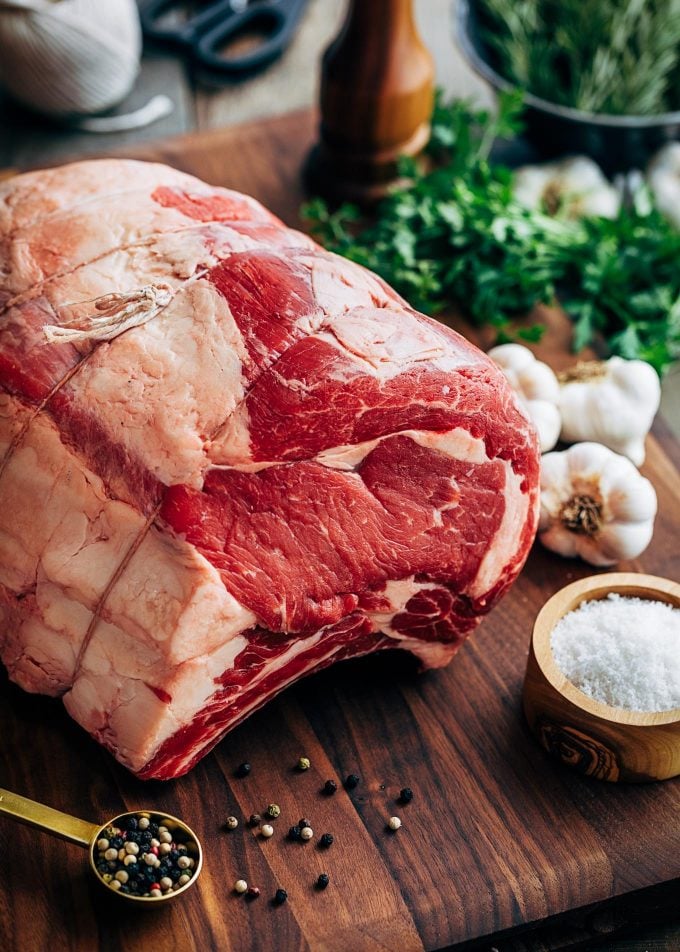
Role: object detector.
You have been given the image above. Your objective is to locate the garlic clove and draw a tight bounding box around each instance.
[527,400,561,454]
[603,472,658,524]
[558,358,660,465]
[517,362,560,403]
[596,522,655,564]
[488,343,561,452]
[537,442,657,566]
[513,157,620,220]
[539,522,581,559]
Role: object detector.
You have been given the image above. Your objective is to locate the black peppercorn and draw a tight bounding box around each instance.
[316,873,330,890]
[319,833,334,848]
[288,825,302,841]
[248,813,262,828]
[236,762,251,778]
[299,818,311,829]
[398,787,414,804]
[125,816,138,831]
[344,773,360,790]
[322,779,337,795]
[273,888,288,905]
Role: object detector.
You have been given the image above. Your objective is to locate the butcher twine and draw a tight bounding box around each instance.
[0,0,172,130]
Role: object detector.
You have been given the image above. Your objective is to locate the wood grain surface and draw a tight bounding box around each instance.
[0,110,679,952]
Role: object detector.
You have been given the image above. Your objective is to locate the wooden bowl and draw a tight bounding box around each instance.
[523,573,680,782]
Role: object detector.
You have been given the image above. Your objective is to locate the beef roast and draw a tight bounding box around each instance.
[0,160,540,779]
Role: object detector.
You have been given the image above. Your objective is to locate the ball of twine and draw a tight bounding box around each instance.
[0,0,142,117]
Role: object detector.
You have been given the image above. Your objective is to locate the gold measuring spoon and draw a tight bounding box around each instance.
[0,788,203,904]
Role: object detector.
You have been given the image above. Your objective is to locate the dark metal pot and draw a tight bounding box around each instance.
[455,0,680,174]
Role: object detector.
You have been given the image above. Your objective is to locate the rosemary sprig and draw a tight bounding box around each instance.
[479,0,680,115]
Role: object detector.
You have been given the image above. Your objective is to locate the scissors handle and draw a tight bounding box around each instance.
[140,0,238,47]
[197,0,308,75]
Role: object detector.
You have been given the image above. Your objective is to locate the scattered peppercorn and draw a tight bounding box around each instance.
[299,818,311,829]
[388,816,402,831]
[248,813,262,828]
[398,787,414,804]
[322,780,337,795]
[273,888,288,905]
[225,816,239,830]
[300,826,314,841]
[246,886,260,900]
[316,873,330,890]
[266,803,281,819]
[235,762,251,778]
[260,823,274,838]
[234,879,248,894]
[319,833,334,848]
[344,774,360,790]
[288,825,302,841]
[297,756,311,771]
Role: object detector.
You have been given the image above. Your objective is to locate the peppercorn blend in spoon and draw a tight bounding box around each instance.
[0,788,202,904]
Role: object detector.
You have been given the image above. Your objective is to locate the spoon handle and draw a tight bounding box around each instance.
[0,788,98,847]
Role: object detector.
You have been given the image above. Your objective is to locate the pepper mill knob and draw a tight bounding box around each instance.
[304,0,435,204]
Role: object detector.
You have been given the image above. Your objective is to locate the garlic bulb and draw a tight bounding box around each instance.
[539,443,657,566]
[647,142,680,229]
[488,343,560,452]
[558,357,660,466]
[513,157,620,220]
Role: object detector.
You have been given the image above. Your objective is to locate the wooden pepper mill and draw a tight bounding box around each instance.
[304,0,435,203]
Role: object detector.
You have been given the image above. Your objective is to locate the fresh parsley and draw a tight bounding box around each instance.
[302,93,680,373]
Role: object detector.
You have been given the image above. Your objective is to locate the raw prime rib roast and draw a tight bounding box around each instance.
[0,160,540,779]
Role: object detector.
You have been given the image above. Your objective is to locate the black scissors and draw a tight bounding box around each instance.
[140,0,309,78]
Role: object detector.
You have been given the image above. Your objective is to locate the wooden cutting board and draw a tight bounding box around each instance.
[0,110,679,952]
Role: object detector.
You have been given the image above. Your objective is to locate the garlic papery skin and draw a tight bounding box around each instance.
[539,442,657,566]
[513,157,620,220]
[647,143,680,229]
[488,343,561,452]
[558,357,660,466]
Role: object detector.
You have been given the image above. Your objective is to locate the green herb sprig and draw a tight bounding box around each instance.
[479,0,680,115]
[302,93,680,373]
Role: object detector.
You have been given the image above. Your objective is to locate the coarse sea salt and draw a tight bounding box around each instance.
[551,593,680,712]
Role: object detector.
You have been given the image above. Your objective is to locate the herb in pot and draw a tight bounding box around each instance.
[478,0,680,115]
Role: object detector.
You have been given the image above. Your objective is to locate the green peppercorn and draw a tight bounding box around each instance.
[266,803,281,819]
[297,756,311,771]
